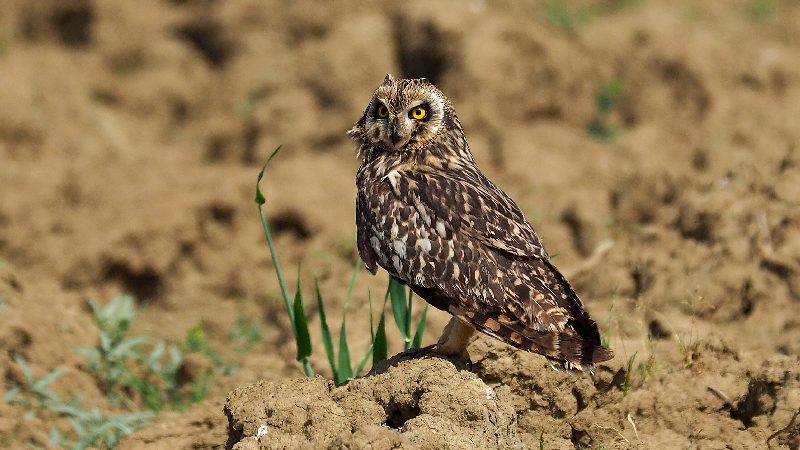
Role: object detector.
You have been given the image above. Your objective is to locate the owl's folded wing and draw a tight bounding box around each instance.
[390,169,549,260]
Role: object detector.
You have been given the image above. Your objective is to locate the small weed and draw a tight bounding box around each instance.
[4,355,63,410]
[76,294,227,412]
[677,295,701,368]
[0,295,8,310]
[256,146,428,383]
[747,0,775,22]
[48,404,152,450]
[543,0,641,31]
[622,352,637,395]
[228,316,263,353]
[4,355,152,449]
[621,352,656,395]
[543,0,593,31]
[587,79,624,141]
[600,288,618,349]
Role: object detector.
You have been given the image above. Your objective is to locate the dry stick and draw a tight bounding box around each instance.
[707,385,733,409]
[626,413,639,440]
[593,423,629,444]
[563,239,615,280]
[766,407,800,449]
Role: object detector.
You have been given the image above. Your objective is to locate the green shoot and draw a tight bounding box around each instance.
[313,261,375,384]
[411,303,429,349]
[622,352,637,395]
[587,79,624,141]
[747,0,775,22]
[255,146,315,378]
[48,404,152,450]
[600,288,618,349]
[292,276,313,375]
[388,277,428,351]
[316,278,339,382]
[544,0,593,31]
[76,295,227,412]
[389,277,410,348]
[256,146,428,383]
[4,355,63,410]
[373,293,389,365]
[228,316,263,353]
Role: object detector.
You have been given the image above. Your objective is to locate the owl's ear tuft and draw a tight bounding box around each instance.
[383,73,395,84]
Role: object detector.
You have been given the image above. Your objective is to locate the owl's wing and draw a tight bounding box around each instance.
[356,189,379,274]
[394,168,548,259]
[387,168,612,367]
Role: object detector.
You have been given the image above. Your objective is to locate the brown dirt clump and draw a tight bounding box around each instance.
[1,0,800,449]
[224,356,522,450]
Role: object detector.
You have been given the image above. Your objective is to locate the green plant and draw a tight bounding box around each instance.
[747,0,775,22]
[256,146,428,383]
[4,355,152,449]
[48,404,152,450]
[621,351,656,395]
[228,316,263,353]
[543,0,593,31]
[622,352,637,395]
[75,295,146,395]
[587,79,624,141]
[600,288,618,349]
[76,295,226,412]
[4,355,63,411]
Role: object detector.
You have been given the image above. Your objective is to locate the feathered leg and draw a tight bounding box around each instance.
[435,316,475,356]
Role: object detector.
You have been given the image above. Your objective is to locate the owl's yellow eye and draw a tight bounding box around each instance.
[376,105,389,118]
[409,106,427,120]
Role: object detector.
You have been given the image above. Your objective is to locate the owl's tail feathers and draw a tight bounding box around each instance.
[453,307,614,372]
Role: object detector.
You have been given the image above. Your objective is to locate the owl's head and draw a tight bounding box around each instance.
[349,74,458,158]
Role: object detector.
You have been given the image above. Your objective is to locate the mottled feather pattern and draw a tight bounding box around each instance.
[351,76,613,369]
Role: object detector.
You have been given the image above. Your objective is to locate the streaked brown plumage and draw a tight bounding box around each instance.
[349,74,613,370]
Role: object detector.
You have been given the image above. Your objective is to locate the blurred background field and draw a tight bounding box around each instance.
[0,0,798,448]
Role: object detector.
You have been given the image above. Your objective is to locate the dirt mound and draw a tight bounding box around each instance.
[225,355,521,450]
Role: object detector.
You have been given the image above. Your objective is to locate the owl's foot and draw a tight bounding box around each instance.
[435,316,475,356]
[367,317,476,375]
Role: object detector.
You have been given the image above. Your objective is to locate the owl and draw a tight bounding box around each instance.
[349,74,613,371]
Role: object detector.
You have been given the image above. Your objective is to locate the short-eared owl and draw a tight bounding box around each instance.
[349,75,613,370]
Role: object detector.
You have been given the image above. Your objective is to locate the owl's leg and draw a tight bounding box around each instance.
[435,316,475,356]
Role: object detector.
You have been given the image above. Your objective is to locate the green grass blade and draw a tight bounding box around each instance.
[373,312,387,365]
[368,290,375,340]
[292,279,312,366]
[412,303,429,349]
[314,278,338,382]
[343,259,361,310]
[255,145,283,206]
[353,342,374,378]
[404,289,414,350]
[255,146,295,339]
[334,259,361,383]
[301,358,314,378]
[388,277,409,342]
[373,291,390,365]
[337,318,352,382]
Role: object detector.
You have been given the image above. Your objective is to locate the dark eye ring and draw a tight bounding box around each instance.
[376,105,389,118]
[409,106,428,120]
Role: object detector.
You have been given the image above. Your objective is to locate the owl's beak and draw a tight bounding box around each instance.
[389,121,402,147]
